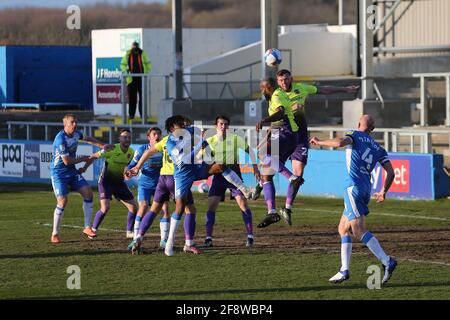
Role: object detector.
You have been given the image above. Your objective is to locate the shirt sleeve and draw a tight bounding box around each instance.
[378,148,390,165]
[96,149,108,159]
[127,147,141,169]
[271,92,286,112]
[57,137,69,157]
[304,84,318,95]
[235,135,248,151]
[344,130,355,144]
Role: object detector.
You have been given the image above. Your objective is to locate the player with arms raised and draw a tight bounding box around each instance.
[275,69,358,224]
[310,115,397,285]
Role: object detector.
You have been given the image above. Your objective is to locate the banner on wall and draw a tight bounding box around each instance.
[0,141,448,200]
[39,144,94,181]
[0,143,24,178]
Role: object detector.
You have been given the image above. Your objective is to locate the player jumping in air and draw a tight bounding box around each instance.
[50,114,113,243]
[81,128,137,239]
[273,69,359,225]
[203,115,260,248]
[255,77,304,229]
[127,115,254,256]
[310,114,397,285]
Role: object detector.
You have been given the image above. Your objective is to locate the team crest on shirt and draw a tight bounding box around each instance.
[294,89,300,94]
[127,154,131,158]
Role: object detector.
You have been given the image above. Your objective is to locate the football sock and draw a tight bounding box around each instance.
[127,211,136,232]
[340,235,352,272]
[222,168,247,192]
[92,210,106,231]
[205,210,216,238]
[52,206,64,236]
[286,180,301,208]
[241,209,253,236]
[184,213,196,247]
[361,231,390,266]
[262,181,276,213]
[167,212,182,246]
[82,199,93,228]
[160,217,170,241]
[133,215,142,240]
[138,211,156,236]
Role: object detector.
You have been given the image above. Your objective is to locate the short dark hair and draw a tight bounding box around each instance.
[183,116,192,126]
[120,128,131,135]
[165,115,186,133]
[262,77,277,89]
[276,69,292,77]
[147,127,162,136]
[214,115,230,125]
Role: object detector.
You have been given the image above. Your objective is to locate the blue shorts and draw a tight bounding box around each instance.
[343,186,370,221]
[51,173,89,197]
[137,186,156,203]
[174,163,209,200]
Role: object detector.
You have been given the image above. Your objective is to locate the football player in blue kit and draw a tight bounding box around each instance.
[310,115,397,285]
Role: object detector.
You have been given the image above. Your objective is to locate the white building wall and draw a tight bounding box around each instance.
[185,25,357,99]
[92,28,260,117]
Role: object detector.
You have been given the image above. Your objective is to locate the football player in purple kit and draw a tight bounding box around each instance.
[254,77,304,229]
[274,69,359,225]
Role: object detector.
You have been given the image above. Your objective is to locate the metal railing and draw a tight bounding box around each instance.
[119,73,171,125]
[182,49,292,100]
[5,121,450,158]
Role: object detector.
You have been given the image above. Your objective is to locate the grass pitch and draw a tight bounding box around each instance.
[0,186,449,300]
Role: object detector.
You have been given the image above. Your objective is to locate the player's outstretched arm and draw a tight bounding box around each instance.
[79,149,104,173]
[310,136,352,148]
[79,157,95,174]
[61,155,89,166]
[81,136,114,151]
[374,161,395,203]
[256,107,285,131]
[127,146,158,176]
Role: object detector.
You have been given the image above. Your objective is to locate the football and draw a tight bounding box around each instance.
[197,181,209,193]
[264,48,282,67]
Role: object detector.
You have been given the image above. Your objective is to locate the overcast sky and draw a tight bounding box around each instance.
[0,0,166,9]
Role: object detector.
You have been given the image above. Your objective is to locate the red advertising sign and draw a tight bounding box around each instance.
[382,159,410,193]
[96,85,121,104]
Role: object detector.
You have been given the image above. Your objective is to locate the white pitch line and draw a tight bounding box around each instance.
[35,222,160,237]
[304,208,449,222]
[232,203,449,221]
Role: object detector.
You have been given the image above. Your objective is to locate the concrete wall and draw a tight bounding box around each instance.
[91,28,260,117]
[0,46,92,109]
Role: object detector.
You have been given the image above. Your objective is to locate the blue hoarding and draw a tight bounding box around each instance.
[0,140,448,200]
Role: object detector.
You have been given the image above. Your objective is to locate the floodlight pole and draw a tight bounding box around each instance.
[261,0,279,79]
[172,0,183,100]
[361,0,375,100]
